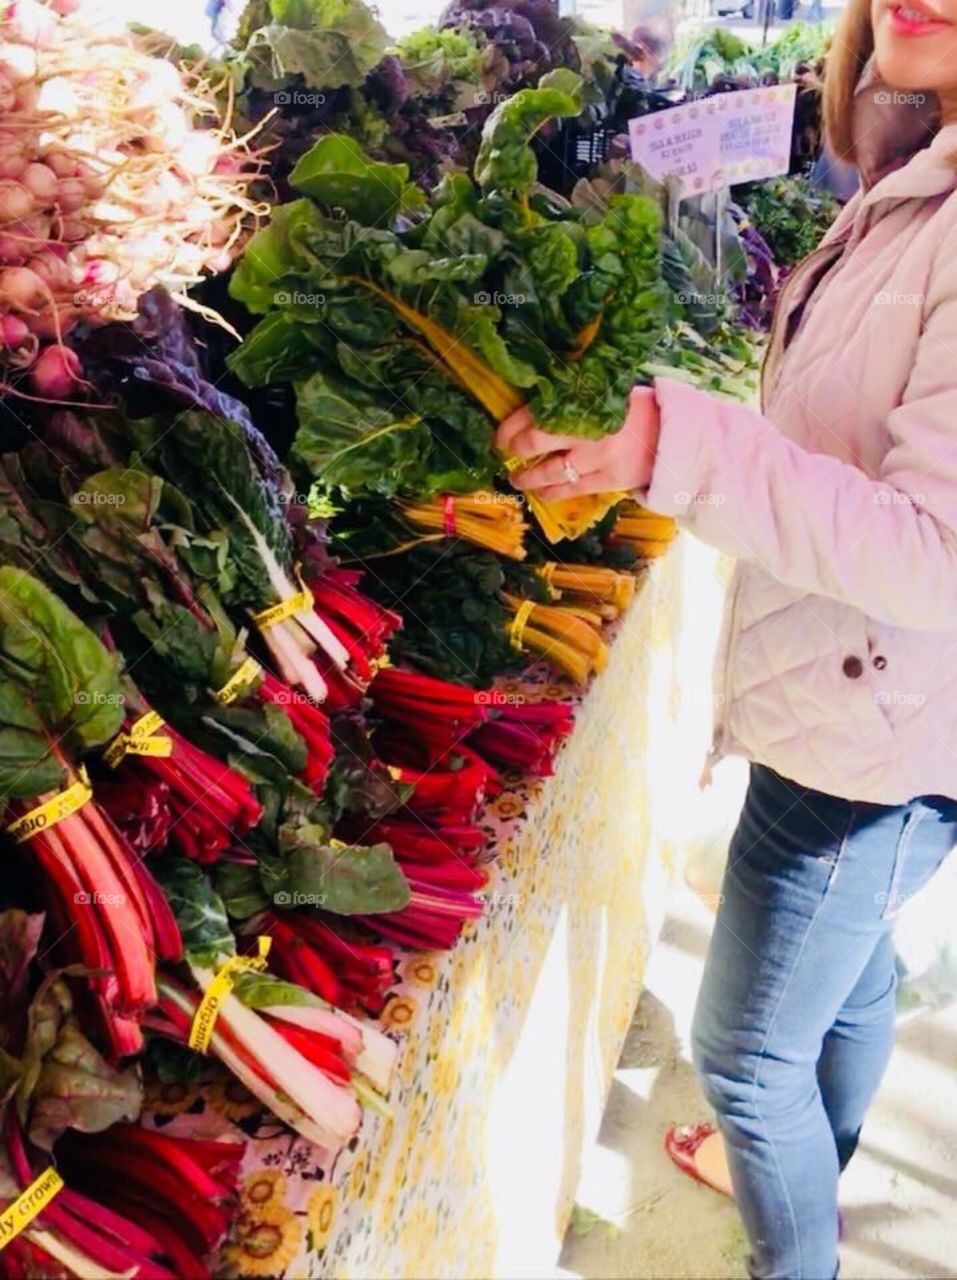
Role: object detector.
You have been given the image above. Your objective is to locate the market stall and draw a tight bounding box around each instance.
[0,1,823,1276]
[153,546,692,1280]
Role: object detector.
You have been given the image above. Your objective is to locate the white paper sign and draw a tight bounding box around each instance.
[628,85,797,198]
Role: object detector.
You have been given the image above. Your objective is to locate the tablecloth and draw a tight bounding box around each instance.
[147,542,699,1280]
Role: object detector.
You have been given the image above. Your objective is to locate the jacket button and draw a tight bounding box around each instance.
[842,655,864,679]
[873,655,887,670]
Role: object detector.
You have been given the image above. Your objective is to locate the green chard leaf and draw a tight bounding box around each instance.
[0,569,124,798]
[290,134,426,226]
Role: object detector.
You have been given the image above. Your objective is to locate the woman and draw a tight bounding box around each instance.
[497,2,957,1276]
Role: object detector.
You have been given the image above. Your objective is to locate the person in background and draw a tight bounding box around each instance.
[627,13,674,80]
[497,0,957,1274]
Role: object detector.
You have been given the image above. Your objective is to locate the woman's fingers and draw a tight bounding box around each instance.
[494,406,535,453]
[530,471,611,501]
[494,406,582,460]
[508,451,582,491]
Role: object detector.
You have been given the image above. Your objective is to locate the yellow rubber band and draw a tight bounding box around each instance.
[0,1168,63,1250]
[509,600,536,652]
[213,657,263,706]
[189,936,272,1055]
[6,770,92,843]
[252,586,313,630]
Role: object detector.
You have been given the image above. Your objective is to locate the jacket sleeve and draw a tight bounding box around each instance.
[644,268,957,632]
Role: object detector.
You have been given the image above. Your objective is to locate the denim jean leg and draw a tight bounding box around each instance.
[691,767,903,1280]
[817,930,898,1171]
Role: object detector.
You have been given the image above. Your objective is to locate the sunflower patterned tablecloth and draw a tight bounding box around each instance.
[149,544,700,1280]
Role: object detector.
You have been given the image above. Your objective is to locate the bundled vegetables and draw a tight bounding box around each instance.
[610,501,678,559]
[152,860,396,1151]
[227,72,668,543]
[0,570,180,1057]
[0,0,265,404]
[0,906,233,1279]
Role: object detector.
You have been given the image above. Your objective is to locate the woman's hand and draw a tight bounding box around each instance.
[494,385,661,500]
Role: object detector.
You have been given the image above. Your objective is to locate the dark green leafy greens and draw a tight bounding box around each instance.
[0,569,124,799]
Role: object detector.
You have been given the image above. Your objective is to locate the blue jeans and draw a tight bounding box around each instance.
[692,765,957,1279]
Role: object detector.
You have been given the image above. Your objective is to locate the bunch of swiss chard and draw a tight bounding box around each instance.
[2,414,413,927]
[0,569,181,1059]
[227,70,668,541]
[0,906,243,1280]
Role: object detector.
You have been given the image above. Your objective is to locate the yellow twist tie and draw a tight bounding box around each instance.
[103,710,173,768]
[189,936,272,1055]
[0,1168,63,1249]
[213,657,263,706]
[6,769,92,843]
[509,600,536,652]
[252,586,313,630]
[537,562,561,599]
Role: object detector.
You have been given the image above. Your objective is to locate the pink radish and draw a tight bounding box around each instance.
[22,162,57,206]
[55,177,86,213]
[30,343,81,397]
[0,265,49,310]
[0,239,25,265]
[0,181,34,222]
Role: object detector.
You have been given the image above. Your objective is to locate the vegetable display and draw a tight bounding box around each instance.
[0,0,836,1275]
[228,75,667,544]
[0,0,264,406]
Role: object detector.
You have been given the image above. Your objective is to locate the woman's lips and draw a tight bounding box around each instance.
[887,2,952,35]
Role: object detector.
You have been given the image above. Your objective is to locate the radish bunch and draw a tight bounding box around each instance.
[0,0,267,402]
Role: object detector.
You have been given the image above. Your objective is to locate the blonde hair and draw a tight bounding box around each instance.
[824,0,874,160]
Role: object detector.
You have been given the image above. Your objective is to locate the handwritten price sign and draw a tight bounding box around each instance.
[628,85,797,198]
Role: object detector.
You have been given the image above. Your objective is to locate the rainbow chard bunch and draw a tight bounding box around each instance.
[306,569,402,710]
[55,1124,245,1279]
[244,910,397,1016]
[151,861,396,1150]
[2,424,336,810]
[227,72,667,543]
[0,907,211,1279]
[0,571,180,1057]
[121,410,358,706]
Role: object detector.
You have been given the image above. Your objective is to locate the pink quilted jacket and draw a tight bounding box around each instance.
[645,74,957,803]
